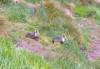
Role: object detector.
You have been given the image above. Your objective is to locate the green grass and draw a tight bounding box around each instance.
[0,0,11,4]
[1,3,33,23]
[26,19,94,69]
[6,4,29,23]
[75,5,93,17]
[0,37,52,69]
[92,6,100,25]
[0,1,99,69]
[0,36,94,69]
[75,5,100,25]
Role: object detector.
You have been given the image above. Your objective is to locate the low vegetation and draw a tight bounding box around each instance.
[0,0,100,69]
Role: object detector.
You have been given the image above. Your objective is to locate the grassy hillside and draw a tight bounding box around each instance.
[0,0,100,69]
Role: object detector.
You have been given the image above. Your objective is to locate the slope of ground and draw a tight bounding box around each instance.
[0,0,100,69]
[78,17,100,62]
